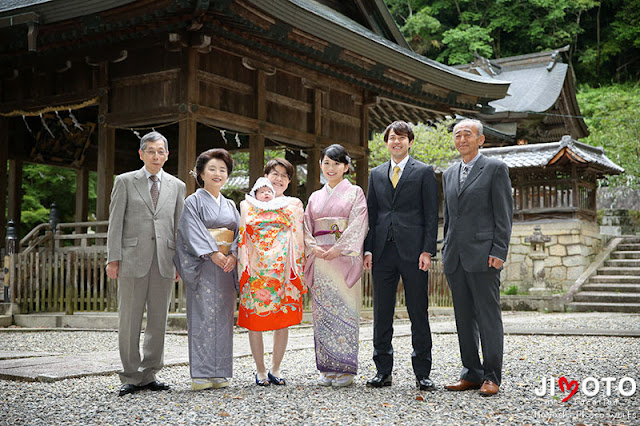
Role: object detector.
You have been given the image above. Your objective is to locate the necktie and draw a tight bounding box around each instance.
[460,165,469,186]
[150,175,159,209]
[391,166,400,188]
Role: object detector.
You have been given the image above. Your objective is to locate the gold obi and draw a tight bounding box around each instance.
[208,227,234,255]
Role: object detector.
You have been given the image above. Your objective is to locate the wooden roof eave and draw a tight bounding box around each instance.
[364,0,410,49]
[244,0,510,100]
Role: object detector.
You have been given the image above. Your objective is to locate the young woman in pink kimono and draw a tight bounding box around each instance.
[237,158,306,386]
[304,144,368,387]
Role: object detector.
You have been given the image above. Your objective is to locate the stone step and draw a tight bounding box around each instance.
[574,291,640,304]
[621,237,640,244]
[567,302,640,313]
[610,251,640,259]
[596,267,640,276]
[589,275,640,284]
[0,315,11,327]
[604,259,640,268]
[618,244,640,251]
[582,283,640,293]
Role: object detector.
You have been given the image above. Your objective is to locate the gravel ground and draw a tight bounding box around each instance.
[1,313,639,425]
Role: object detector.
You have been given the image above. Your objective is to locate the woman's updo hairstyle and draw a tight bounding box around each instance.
[192,148,233,187]
[321,144,351,174]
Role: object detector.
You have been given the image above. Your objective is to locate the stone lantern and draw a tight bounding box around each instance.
[524,225,552,296]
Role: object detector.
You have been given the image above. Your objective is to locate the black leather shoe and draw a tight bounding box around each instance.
[416,377,436,391]
[144,381,170,391]
[118,384,140,397]
[366,373,392,388]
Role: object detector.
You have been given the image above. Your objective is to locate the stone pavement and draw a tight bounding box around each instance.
[1,311,638,382]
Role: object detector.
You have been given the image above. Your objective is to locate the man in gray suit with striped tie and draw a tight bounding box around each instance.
[442,119,513,396]
[106,131,186,396]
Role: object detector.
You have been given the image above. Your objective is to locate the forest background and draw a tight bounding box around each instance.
[12,0,640,234]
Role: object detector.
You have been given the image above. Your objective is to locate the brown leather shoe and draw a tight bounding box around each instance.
[444,379,482,391]
[479,380,499,396]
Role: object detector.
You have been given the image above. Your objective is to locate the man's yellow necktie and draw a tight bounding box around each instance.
[391,166,400,188]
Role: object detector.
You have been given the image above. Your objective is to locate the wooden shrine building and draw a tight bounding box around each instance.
[0,0,510,241]
[457,46,589,147]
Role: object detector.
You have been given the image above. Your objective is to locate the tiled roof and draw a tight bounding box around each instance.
[489,64,567,113]
[0,0,49,13]
[480,135,624,174]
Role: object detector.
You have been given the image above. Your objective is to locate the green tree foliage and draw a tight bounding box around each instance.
[368,119,457,170]
[576,83,640,188]
[384,0,639,82]
[16,163,97,237]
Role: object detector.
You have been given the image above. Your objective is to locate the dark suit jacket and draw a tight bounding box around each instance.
[364,157,438,263]
[107,167,186,279]
[442,154,513,274]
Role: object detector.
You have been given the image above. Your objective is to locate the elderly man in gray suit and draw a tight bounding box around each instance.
[106,131,186,397]
[442,119,513,396]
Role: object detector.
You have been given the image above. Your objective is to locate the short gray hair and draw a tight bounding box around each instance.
[454,119,484,136]
[139,131,169,152]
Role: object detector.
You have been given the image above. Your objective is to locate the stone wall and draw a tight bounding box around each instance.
[503,219,602,293]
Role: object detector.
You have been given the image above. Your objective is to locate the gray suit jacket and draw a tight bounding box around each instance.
[107,167,186,279]
[442,155,513,274]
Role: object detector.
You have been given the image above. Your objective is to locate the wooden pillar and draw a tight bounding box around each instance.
[358,95,371,193]
[7,159,23,235]
[306,148,321,199]
[75,167,89,238]
[178,48,198,195]
[0,118,8,243]
[249,70,267,188]
[284,150,298,197]
[96,62,115,231]
[305,88,324,198]
[249,134,265,187]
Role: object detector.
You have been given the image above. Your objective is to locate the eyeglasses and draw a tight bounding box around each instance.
[144,150,167,156]
[268,171,289,180]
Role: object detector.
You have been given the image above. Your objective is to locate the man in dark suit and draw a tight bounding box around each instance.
[442,119,513,396]
[106,131,186,396]
[363,120,439,390]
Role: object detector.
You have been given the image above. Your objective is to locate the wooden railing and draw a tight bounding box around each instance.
[6,221,452,314]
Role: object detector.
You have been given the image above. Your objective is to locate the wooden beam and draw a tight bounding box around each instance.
[0,119,7,243]
[96,63,115,232]
[7,159,23,235]
[111,69,179,88]
[266,92,312,113]
[210,40,360,97]
[74,167,89,240]
[105,106,180,127]
[0,90,100,115]
[178,48,199,196]
[197,70,252,95]
[322,108,361,128]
